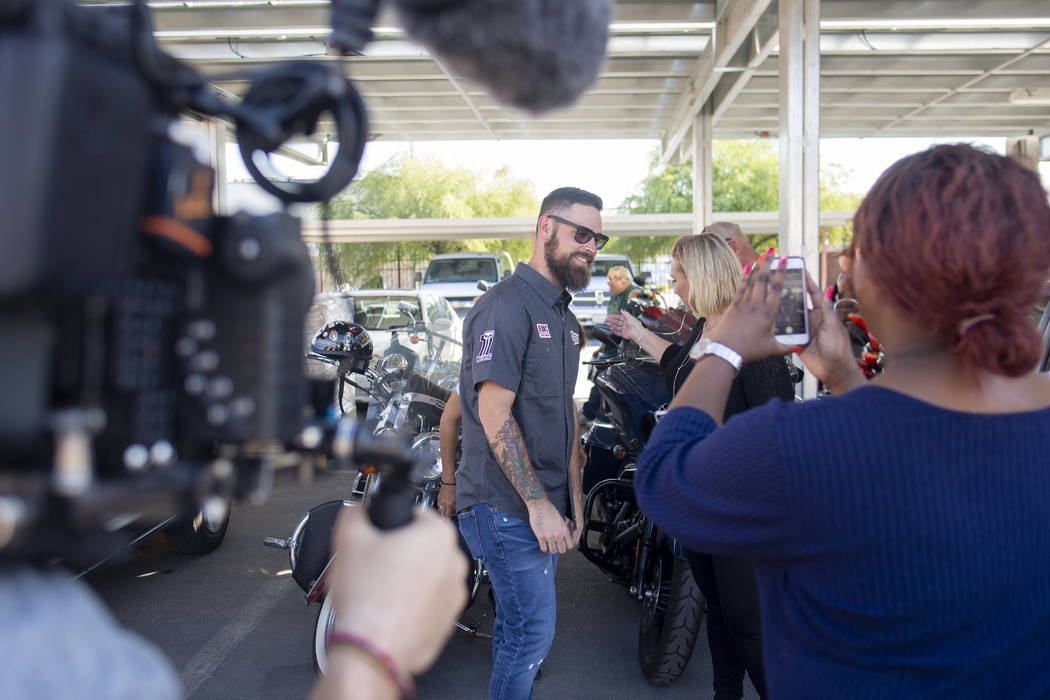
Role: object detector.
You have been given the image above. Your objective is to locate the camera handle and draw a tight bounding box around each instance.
[230,0,383,203]
[125,0,370,205]
[235,62,368,204]
[331,419,419,530]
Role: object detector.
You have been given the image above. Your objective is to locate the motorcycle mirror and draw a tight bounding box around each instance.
[429,318,454,334]
[396,300,418,318]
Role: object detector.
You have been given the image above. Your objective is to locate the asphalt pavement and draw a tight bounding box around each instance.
[82,342,760,699]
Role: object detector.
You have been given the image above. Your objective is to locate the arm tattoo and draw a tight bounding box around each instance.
[489,416,546,502]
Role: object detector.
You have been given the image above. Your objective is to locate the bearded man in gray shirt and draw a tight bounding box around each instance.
[456,187,606,700]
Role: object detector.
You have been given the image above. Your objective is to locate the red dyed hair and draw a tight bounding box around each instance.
[853,144,1050,376]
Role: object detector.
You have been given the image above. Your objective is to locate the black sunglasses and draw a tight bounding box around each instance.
[547,214,609,250]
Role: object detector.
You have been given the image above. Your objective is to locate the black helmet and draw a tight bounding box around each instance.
[310,320,373,373]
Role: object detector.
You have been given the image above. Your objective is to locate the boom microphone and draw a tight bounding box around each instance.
[391,0,611,113]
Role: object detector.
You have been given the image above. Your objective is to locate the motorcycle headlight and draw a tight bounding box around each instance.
[410,431,443,482]
[379,353,408,379]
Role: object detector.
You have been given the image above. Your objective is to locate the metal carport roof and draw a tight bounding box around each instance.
[78,0,1050,151]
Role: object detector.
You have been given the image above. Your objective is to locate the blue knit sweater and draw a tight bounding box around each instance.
[635,386,1050,699]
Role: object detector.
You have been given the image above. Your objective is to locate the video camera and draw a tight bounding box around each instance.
[0,0,612,563]
[0,0,382,563]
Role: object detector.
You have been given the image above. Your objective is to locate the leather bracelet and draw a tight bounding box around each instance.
[441,480,456,486]
[327,630,416,698]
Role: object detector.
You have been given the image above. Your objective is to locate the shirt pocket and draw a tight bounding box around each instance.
[520,340,560,397]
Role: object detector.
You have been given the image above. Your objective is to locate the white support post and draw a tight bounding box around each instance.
[1006,135,1041,173]
[693,103,714,233]
[212,120,229,216]
[779,0,821,398]
[803,0,821,267]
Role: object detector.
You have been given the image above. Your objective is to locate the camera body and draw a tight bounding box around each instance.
[0,2,316,561]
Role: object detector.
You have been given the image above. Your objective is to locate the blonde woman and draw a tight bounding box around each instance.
[607,232,793,699]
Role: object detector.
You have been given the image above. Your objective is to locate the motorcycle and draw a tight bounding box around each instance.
[265,318,488,674]
[578,312,705,687]
[383,300,463,390]
[815,296,885,397]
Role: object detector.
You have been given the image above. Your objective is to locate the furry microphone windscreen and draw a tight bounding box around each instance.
[392,0,611,113]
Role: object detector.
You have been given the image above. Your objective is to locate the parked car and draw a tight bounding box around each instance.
[569,253,638,329]
[305,289,463,413]
[417,251,514,317]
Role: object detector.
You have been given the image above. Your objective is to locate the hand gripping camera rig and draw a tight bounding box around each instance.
[0,0,400,562]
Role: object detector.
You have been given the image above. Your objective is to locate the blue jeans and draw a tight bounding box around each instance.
[458,504,558,700]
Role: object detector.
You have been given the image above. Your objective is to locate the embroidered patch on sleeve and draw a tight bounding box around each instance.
[476,329,495,362]
[570,330,580,345]
[536,323,551,339]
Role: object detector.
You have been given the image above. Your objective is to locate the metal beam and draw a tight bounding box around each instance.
[874,35,1050,134]
[711,20,779,123]
[299,211,856,244]
[430,58,496,138]
[659,0,774,165]
[819,0,1050,24]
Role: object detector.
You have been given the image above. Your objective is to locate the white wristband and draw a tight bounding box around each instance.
[688,339,743,372]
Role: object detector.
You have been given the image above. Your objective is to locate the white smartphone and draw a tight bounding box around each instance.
[773,256,810,346]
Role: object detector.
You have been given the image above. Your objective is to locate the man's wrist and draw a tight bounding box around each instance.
[525,496,552,512]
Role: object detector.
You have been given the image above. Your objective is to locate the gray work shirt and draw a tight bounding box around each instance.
[456,262,582,523]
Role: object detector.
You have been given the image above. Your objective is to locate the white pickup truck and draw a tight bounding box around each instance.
[569,253,638,329]
[418,251,514,318]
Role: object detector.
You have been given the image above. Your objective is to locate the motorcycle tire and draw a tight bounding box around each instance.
[313,593,337,675]
[163,502,231,555]
[638,551,703,686]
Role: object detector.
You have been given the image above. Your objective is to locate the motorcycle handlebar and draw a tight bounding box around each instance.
[583,351,658,368]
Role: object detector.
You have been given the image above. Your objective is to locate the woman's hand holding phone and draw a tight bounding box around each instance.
[707,255,796,364]
[772,257,811,346]
[693,252,866,395]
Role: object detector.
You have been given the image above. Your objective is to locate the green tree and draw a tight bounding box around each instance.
[319,154,538,287]
[611,140,862,261]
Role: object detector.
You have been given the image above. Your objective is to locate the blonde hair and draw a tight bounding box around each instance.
[672,232,742,316]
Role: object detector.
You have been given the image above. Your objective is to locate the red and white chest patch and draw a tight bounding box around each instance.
[536,323,551,339]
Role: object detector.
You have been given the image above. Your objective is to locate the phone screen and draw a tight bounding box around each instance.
[774,267,807,337]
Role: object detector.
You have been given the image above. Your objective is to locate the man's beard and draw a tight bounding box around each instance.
[544,234,592,292]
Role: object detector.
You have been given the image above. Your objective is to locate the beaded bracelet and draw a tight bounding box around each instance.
[327,630,416,698]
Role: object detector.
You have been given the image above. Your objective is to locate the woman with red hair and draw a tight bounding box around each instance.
[634,144,1050,699]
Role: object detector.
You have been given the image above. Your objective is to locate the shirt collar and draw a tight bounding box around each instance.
[514,262,572,310]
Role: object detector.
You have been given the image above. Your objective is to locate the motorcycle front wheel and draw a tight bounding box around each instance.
[163,500,231,555]
[313,594,337,675]
[638,551,703,686]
